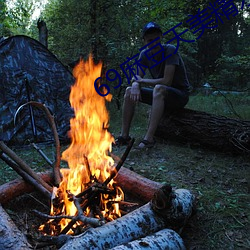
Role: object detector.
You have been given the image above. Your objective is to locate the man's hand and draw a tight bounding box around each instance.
[132,75,143,83]
[130,82,141,102]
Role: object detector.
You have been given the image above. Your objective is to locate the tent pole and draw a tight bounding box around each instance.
[24,78,38,142]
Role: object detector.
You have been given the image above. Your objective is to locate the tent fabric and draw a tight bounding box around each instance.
[0,35,75,144]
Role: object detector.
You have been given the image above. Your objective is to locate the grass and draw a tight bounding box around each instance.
[0,94,249,249]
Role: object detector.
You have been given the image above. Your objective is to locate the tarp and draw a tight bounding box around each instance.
[0,35,74,144]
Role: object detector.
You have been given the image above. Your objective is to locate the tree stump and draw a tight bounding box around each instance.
[155,108,250,154]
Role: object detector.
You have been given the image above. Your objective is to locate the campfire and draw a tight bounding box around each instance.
[39,55,127,236]
[0,55,196,249]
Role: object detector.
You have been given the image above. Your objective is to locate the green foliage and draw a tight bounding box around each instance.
[2,0,250,91]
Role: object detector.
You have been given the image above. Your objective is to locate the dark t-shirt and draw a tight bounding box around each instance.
[138,44,191,92]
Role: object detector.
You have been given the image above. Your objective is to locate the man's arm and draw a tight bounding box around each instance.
[129,66,146,102]
[135,64,176,87]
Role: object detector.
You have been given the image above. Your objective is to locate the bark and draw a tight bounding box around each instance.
[59,202,165,250]
[115,167,162,203]
[0,171,53,205]
[0,167,159,205]
[156,108,250,154]
[110,228,185,250]
[0,204,32,249]
[59,187,195,250]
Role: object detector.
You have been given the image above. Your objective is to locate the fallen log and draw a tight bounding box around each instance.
[114,166,162,203]
[59,186,195,250]
[0,171,53,204]
[0,204,32,249]
[156,108,250,154]
[0,167,160,205]
[110,228,185,250]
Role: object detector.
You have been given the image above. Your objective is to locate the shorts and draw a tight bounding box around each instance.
[140,87,189,112]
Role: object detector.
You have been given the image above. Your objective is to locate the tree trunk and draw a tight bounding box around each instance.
[0,204,32,249]
[37,19,48,47]
[156,108,250,154]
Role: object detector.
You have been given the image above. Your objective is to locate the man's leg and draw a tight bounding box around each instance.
[120,87,136,138]
[139,85,166,147]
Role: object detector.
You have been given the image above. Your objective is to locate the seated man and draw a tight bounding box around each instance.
[116,22,191,148]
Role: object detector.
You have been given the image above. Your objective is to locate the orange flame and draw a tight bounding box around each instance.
[43,55,123,234]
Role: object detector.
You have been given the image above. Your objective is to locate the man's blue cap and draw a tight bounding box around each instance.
[142,22,162,38]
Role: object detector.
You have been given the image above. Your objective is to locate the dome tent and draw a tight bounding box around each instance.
[0,35,74,145]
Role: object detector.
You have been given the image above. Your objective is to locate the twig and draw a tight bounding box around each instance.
[103,138,135,186]
[0,151,52,199]
[0,141,52,193]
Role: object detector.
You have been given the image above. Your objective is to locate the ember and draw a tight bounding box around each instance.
[40,55,124,235]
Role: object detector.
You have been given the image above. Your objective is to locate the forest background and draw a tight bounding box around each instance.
[1,0,250,95]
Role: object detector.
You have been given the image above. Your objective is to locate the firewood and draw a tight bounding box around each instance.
[0,152,51,199]
[59,186,195,250]
[110,228,186,250]
[115,167,162,202]
[0,171,53,204]
[0,167,159,205]
[0,141,52,193]
[0,204,32,249]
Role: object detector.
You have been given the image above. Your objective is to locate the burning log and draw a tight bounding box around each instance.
[59,185,195,250]
[110,228,185,250]
[0,204,32,249]
[156,108,250,154]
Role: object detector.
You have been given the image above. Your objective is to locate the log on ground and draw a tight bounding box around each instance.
[0,204,32,249]
[59,187,195,250]
[155,108,250,153]
[115,166,162,203]
[0,171,53,205]
[110,228,186,250]
[0,167,160,205]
